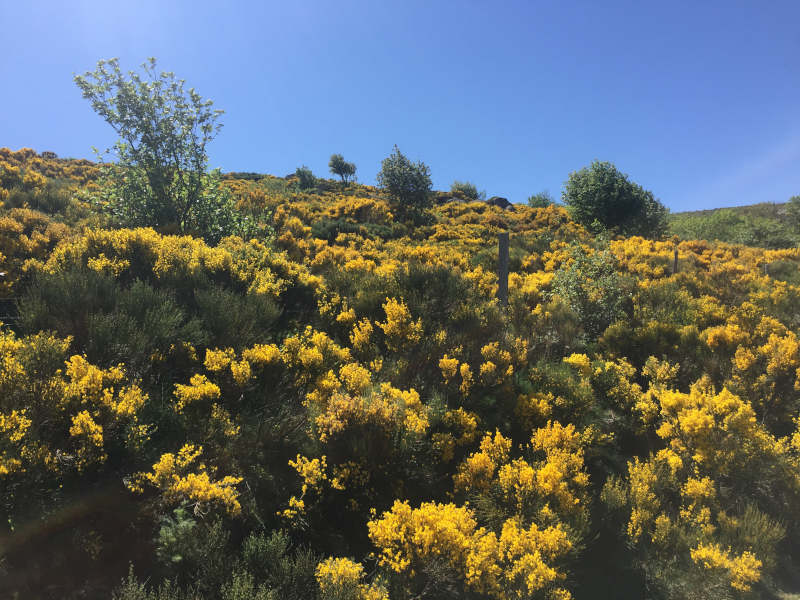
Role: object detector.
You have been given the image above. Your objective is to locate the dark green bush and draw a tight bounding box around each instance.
[294,166,316,190]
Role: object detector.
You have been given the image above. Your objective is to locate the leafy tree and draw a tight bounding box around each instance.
[294,165,316,190]
[562,161,668,238]
[328,154,356,184]
[450,180,484,201]
[527,190,555,208]
[74,58,245,242]
[376,145,433,220]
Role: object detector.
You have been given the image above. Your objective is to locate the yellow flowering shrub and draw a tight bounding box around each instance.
[69,410,106,470]
[241,343,281,366]
[439,354,459,383]
[456,423,590,533]
[0,329,149,486]
[204,347,235,372]
[515,392,554,429]
[0,409,32,476]
[690,543,761,592]
[314,383,428,443]
[479,341,513,386]
[454,430,511,492]
[562,353,592,376]
[11,150,800,596]
[230,359,252,386]
[350,318,374,355]
[377,297,422,352]
[280,454,332,522]
[173,374,221,412]
[128,443,243,515]
[315,557,388,600]
[367,500,573,599]
[608,378,797,596]
[459,362,474,396]
[281,326,352,383]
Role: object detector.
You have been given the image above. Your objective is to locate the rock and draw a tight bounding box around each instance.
[487,196,512,209]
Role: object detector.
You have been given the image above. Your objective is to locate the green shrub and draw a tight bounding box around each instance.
[450,180,484,201]
[527,191,554,208]
[376,146,433,221]
[550,244,631,340]
[294,166,316,190]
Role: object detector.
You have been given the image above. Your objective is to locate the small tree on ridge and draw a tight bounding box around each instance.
[377,145,433,220]
[329,154,356,184]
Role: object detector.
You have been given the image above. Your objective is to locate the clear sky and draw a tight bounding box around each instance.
[2,0,799,210]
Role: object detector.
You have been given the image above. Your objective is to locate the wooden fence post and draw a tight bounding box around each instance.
[498,232,509,307]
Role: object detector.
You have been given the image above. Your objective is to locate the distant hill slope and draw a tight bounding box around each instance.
[669,200,799,248]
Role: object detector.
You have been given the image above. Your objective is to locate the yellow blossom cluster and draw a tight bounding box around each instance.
[367,500,573,599]
[377,297,423,352]
[479,341,513,386]
[690,543,762,592]
[128,443,243,515]
[315,557,388,600]
[0,337,148,475]
[314,382,429,443]
[0,409,32,476]
[454,430,511,492]
[432,407,481,461]
[280,454,332,521]
[173,374,221,412]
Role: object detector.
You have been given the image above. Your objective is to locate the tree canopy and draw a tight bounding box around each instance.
[376,145,432,220]
[74,58,246,242]
[450,180,485,201]
[328,154,356,184]
[562,161,668,238]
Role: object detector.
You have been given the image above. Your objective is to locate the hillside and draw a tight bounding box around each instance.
[669,200,800,249]
[3,147,800,600]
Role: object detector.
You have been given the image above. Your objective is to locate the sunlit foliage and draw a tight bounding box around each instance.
[4,147,800,599]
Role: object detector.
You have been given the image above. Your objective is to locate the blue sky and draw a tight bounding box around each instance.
[2,0,799,211]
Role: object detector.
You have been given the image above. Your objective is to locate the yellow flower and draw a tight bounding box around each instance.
[336,307,357,324]
[315,557,388,600]
[173,374,221,412]
[241,343,281,366]
[563,353,592,377]
[230,359,252,386]
[339,363,372,395]
[204,347,235,372]
[690,543,762,591]
[377,297,423,352]
[129,444,242,515]
[350,319,374,352]
[439,354,459,383]
[459,363,473,396]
